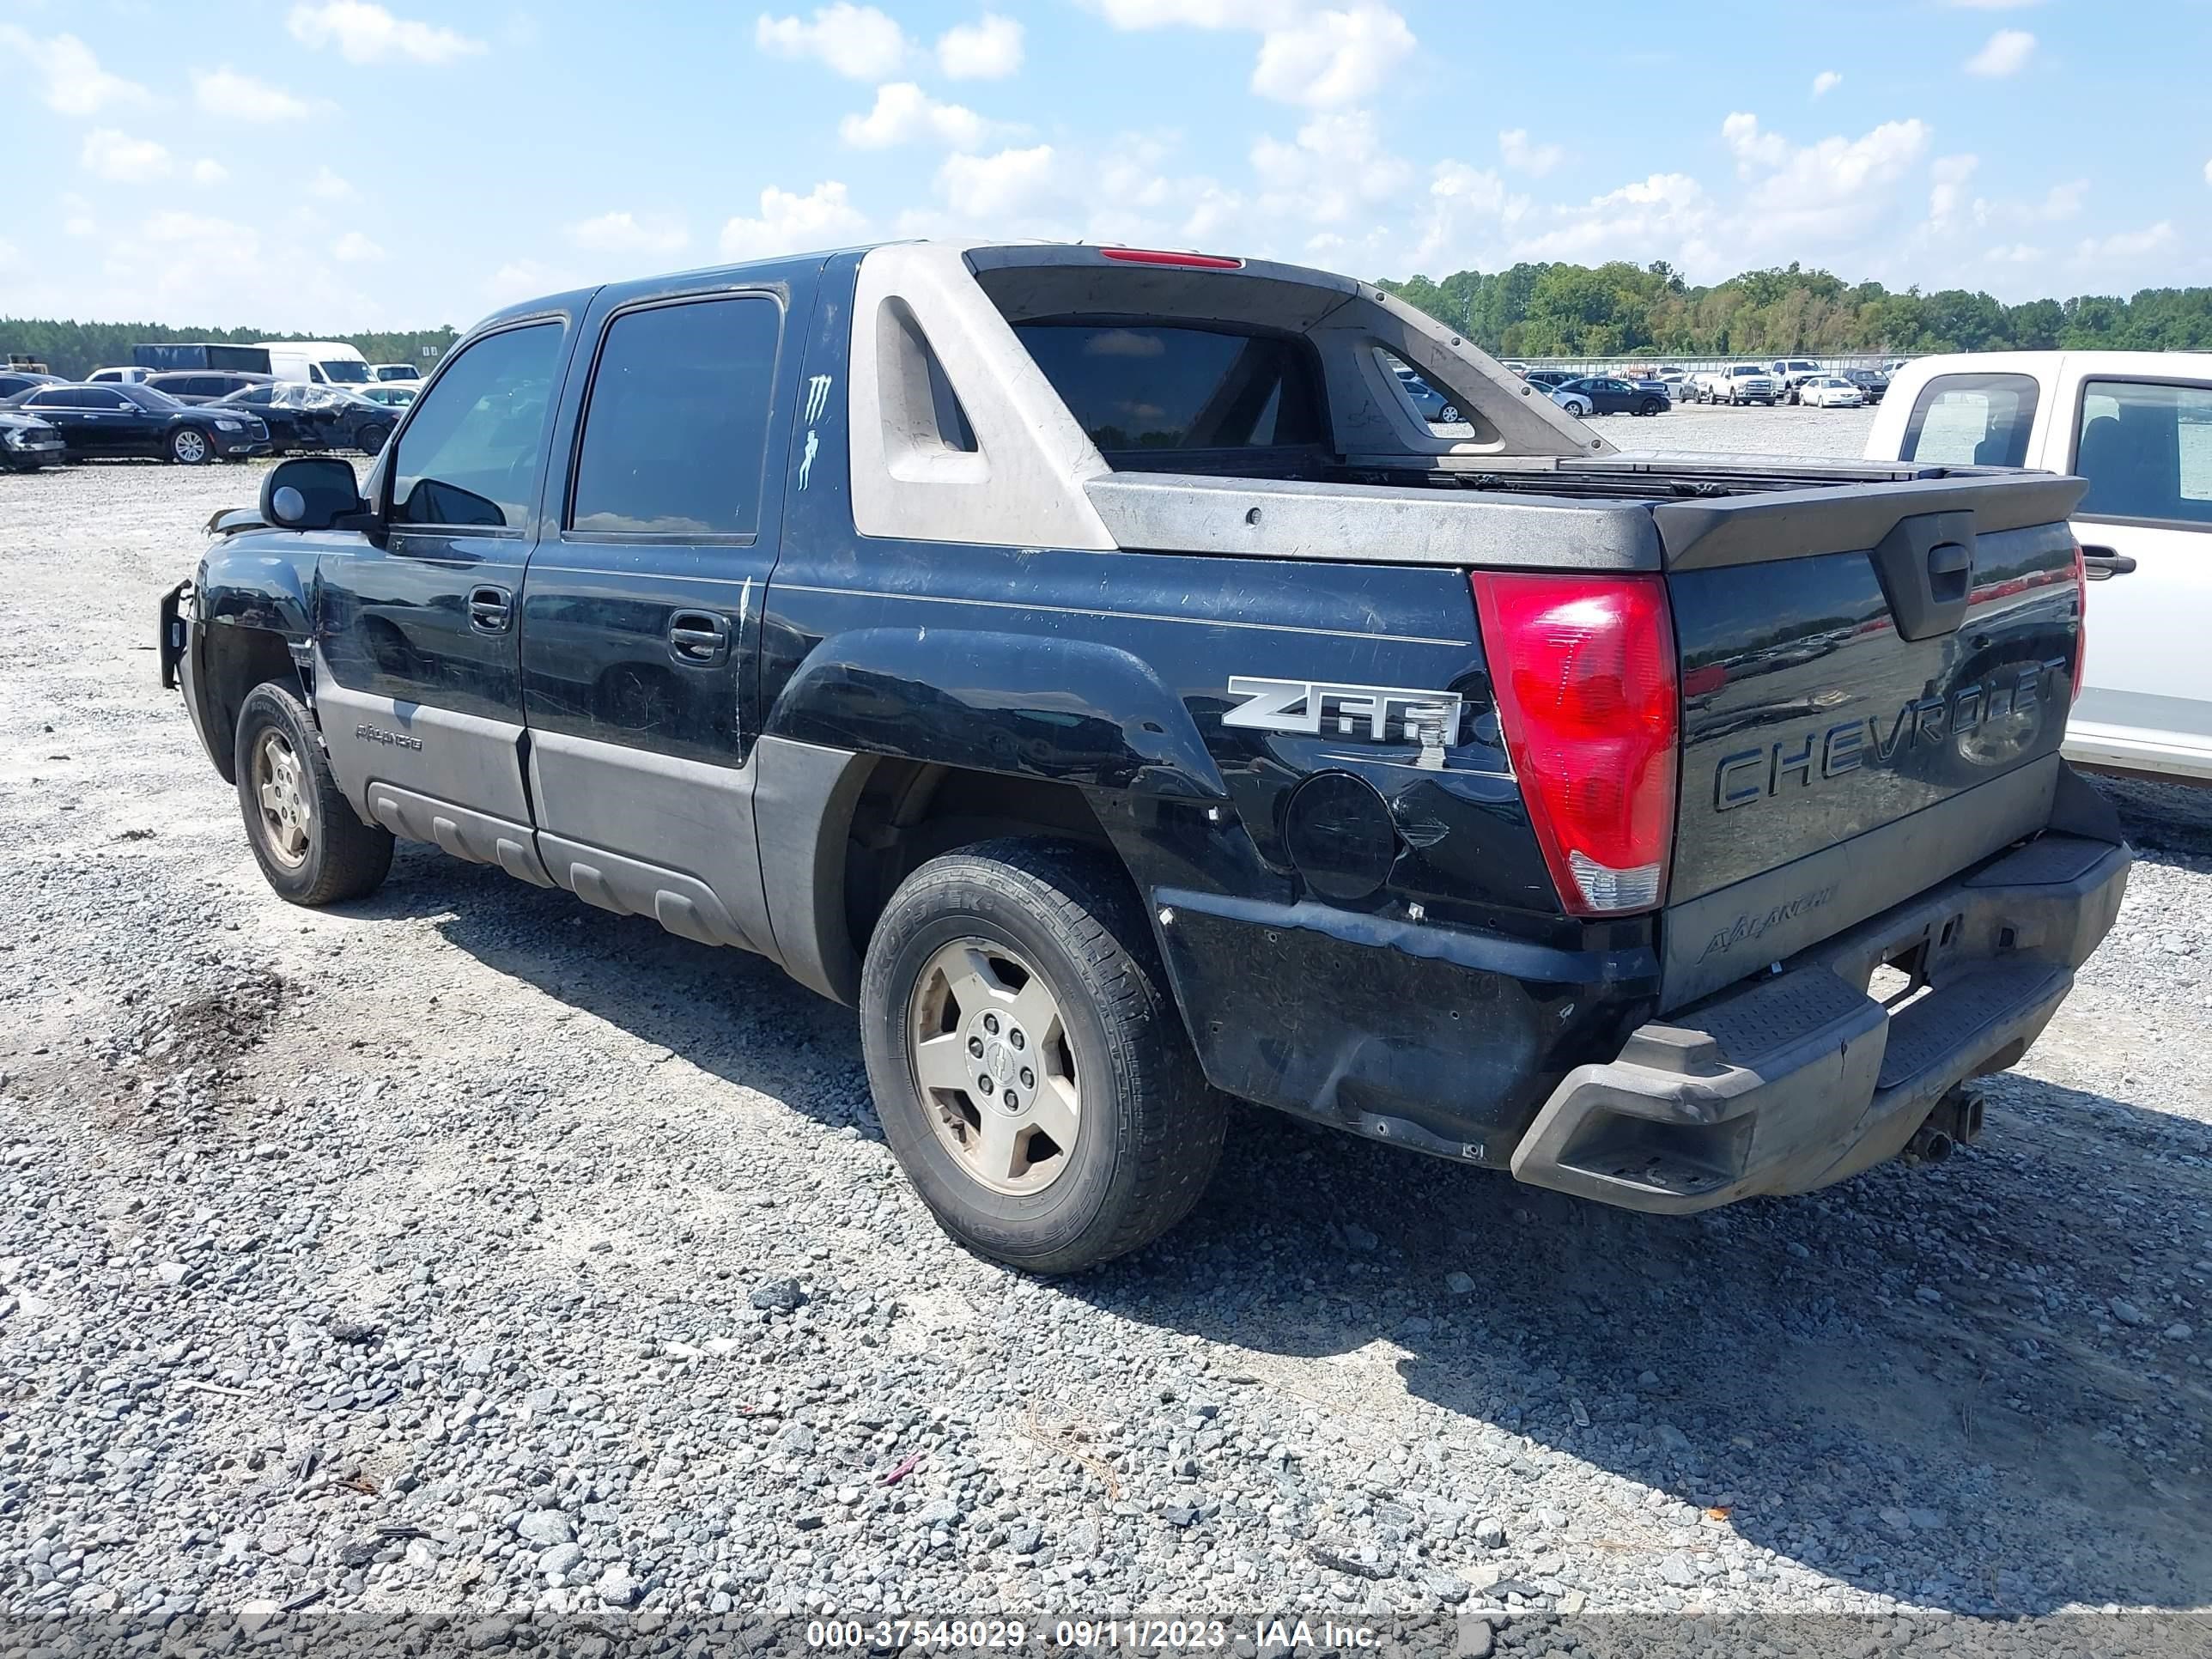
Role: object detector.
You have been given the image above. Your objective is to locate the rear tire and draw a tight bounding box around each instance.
[233,681,393,907]
[357,422,392,457]
[860,840,1225,1274]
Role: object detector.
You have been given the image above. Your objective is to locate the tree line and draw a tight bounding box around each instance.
[9,258,2211,378]
[0,319,461,382]
[1378,260,2212,360]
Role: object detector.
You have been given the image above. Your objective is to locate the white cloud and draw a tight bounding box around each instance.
[1720,112,1789,173]
[2071,222,2175,266]
[309,166,357,201]
[1512,172,1715,264]
[287,2,484,65]
[1250,5,1415,108]
[1252,109,1411,225]
[484,258,582,307]
[1965,29,2035,77]
[1985,243,2044,264]
[1498,127,1563,177]
[840,82,991,150]
[143,210,256,248]
[937,145,1060,219]
[719,180,867,259]
[191,158,229,187]
[81,129,173,184]
[1723,113,1932,245]
[1929,152,1978,228]
[936,13,1023,79]
[0,28,154,116]
[194,68,313,121]
[566,211,692,255]
[1812,70,1842,97]
[62,193,98,237]
[1411,159,1529,269]
[334,230,386,263]
[1094,2,1413,111]
[0,238,15,273]
[755,5,908,80]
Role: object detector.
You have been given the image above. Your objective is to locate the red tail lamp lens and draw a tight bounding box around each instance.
[1471,572,1680,917]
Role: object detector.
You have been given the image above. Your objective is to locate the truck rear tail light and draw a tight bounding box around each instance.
[1471,572,1680,917]
[2069,543,2087,702]
[1097,247,1243,270]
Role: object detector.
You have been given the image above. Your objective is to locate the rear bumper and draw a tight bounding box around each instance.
[1510,830,2130,1212]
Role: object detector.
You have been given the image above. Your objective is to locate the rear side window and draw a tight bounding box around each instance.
[390,321,564,530]
[569,295,782,538]
[1900,372,2039,468]
[2074,379,2212,526]
[1013,322,1323,453]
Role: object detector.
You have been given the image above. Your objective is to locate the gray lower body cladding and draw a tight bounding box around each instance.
[1510,827,2129,1213]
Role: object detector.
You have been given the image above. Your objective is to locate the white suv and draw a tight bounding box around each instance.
[1866,350,2212,782]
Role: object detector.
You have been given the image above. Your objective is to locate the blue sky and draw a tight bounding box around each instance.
[4,0,2209,330]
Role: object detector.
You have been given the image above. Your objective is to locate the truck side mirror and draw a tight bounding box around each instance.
[260,456,368,532]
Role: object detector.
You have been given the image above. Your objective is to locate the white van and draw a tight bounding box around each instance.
[1866,350,2212,782]
[262,341,374,387]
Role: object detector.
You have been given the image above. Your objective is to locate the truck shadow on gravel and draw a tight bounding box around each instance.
[1084,1084,2212,1618]
[355,835,2212,1620]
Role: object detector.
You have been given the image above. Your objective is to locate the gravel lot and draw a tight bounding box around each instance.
[3,426,2209,1656]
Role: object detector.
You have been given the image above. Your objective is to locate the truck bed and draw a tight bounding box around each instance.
[1085,455,2087,572]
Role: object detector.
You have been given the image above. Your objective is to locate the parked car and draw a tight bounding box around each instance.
[3,381,269,463]
[1551,376,1668,417]
[1844,368,1889,404]
[359,384,419,410]
[212,382,393,455]
[1770,359,1826,403]
[263,341,374,386]
[1392,363,1462,426]
[144,370,276,405]
[371,362,423,383]
[87,366,155,385]
[1522,369,1576,392]
[1867,349,2212,783]
[0,369,64,402]
[0,406,67,471]
[1798,375,1865,408]
[132,343,275,374]
[162,240,2126,1270]
[1658,374,1697,403]
[1700,364,1778,405]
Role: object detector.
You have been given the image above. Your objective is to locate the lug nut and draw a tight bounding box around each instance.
[1020,1067,1035,1089]
[1010,1029,1025,1050]
[983,1013,1000,1036]
[977,1078,993,1098]
[968,1036,984,1058]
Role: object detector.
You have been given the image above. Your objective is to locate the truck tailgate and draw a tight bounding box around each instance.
[1656,473,2087,1010]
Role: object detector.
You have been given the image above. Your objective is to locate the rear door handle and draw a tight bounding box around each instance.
[2081,544,2136,580]
[668,610,731,665]
[466,584,513,634]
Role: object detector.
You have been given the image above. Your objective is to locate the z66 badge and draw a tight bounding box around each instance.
[1221,676,1464,768]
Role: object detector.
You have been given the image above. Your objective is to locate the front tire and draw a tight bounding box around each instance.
[860,840,1225,1274]
[170,426,212,465]
[233,682,394,906]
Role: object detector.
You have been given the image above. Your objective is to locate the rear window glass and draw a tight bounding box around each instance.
[1900,372,2039,467]
[2075,379,2212,526]
[570,295,782,538]
[1013,322,1323,453]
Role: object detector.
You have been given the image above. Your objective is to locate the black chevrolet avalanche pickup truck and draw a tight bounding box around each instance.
[161,243,2130,1272]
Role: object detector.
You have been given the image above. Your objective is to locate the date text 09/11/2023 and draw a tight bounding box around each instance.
[803,1619,1388,1650]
